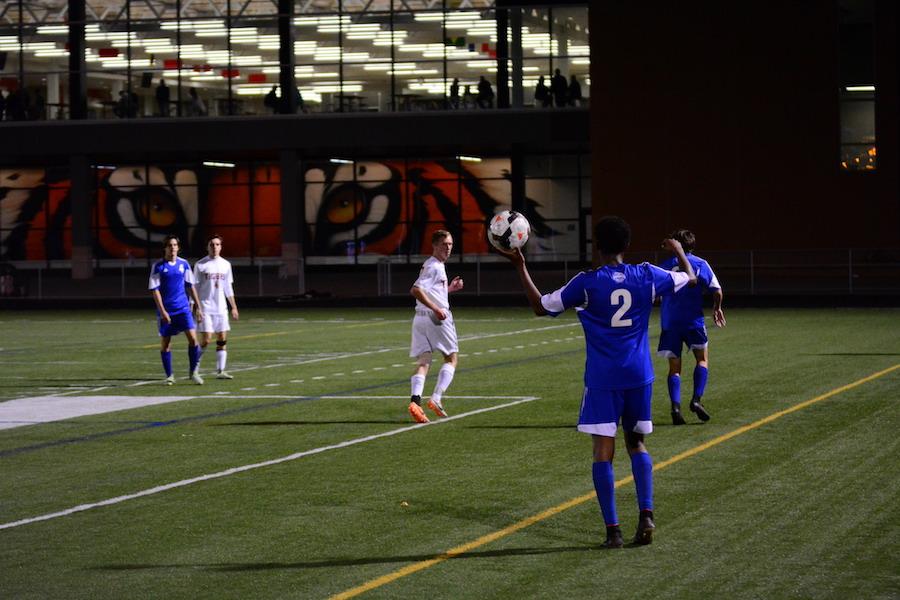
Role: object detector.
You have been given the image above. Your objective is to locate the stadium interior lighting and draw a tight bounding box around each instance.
[845,85,875,92]
[329,158,354,164]
[457,155,482,162]
[202,161,236,168]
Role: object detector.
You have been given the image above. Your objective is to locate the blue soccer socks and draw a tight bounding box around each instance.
[592,461,618,527]
[631,451,654,512]
[667,374,682,407]
[188,345,200,374]
[160,350,173,377]
[693,365,709,399]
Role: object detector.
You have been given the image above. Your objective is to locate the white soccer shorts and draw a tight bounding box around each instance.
[410,311,459,357]
[198,313,230,333]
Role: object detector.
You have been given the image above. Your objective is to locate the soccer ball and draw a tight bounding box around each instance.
[488,210,530,251]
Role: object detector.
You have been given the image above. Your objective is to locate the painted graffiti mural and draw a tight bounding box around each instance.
[1,159,572,261]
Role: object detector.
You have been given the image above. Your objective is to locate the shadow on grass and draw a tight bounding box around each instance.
[0,378,149,387]
[206,420,409,426]
[464,424,574,430]
[805,352,900,356]
[90,544,602,572]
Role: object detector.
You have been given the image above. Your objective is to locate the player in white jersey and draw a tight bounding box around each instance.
[193,235,239,379]
[408,230,464,423]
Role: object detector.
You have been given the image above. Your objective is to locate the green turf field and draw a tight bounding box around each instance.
[1,307,898,599]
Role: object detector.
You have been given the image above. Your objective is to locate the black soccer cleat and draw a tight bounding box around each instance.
[689,398,711,422]
[601,525,624,549]
[410,394,422,405]
[633,510,655,545]
[671,408,686,426]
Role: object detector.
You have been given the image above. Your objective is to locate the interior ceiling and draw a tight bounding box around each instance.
[6,1,499,24]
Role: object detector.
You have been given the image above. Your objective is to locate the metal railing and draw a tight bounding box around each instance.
[1,248,898,299]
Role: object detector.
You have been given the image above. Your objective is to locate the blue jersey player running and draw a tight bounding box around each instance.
[657,229,726,425]
[501,216,696,548]
[149,235,204,385]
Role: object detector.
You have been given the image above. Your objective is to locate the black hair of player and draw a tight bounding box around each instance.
[594,217,631,255]
[669,229,695,252]
[207,234,223,245]
[432,230,451,244]
[163,234,180,247]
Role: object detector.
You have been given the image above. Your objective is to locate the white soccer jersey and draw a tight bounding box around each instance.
[193,256,235,315]
[413,256,449,310]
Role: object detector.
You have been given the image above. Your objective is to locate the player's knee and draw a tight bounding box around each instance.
[624,431,645,452]
[697,359,708,369]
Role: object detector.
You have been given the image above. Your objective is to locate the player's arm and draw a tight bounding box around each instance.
[150,289,170,324]
[662,238,697,286]
[226,266,239,320]
[498,248,547,316]
[712,288,726,327]
[410,285,447,320]
[188,284,204,321]
[184,267,203,321]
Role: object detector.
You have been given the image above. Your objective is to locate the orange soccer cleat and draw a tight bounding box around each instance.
[427,398,448,418]
[409,402,430,424]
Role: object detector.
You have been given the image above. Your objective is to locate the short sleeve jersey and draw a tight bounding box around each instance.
[542,263,690,390]
[659,253,721,331]
[193,256,235,315]
[413,256,449,310]
[148,257,195,315]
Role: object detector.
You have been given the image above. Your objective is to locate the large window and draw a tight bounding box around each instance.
[0,152,590,262]
[839,0,876,171]
[0,2,589,120]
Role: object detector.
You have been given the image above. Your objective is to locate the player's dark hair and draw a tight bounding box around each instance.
[669,229,695,252]
[207,234,223,245]
[432,230,451,244]
[163,234,180,247]
[594,216,631,255]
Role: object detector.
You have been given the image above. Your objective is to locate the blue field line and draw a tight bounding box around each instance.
[0,349,581,458]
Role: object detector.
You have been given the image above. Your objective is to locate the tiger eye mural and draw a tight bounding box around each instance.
[0,159,563,261]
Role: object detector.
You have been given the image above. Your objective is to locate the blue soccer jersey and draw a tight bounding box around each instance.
[659,253,721,330]
[542,263,690,390]
[148,257,195,315]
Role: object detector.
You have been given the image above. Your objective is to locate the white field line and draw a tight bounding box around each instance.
[39,322,579,398]
[0,395,539,532]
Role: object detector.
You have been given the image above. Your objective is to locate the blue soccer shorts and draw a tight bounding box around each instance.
[657,326,709,358]
[158,311,196,337]
[576,383,653,437]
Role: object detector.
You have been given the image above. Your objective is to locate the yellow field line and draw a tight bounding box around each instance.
[330,362,900,600]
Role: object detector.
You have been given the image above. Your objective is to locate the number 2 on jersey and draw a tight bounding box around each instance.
[610,289,633,327]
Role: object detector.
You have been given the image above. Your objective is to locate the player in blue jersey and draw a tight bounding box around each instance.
[501,216,696,548]
[149,235,204,385]
[657,229,726,425]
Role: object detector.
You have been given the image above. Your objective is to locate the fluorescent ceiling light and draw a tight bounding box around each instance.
[845,85,875,92]
[330,158,354,164]
[203,161,236,168]
[457,155,482,162]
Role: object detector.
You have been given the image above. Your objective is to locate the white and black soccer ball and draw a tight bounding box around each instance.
[487,210,530,251]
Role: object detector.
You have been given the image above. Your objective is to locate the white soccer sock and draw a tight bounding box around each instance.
[216,349,227,372]
[411,374,426,397]
[431,364,456,402]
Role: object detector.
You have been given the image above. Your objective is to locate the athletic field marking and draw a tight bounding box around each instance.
[0,396,194,430]
[0,396,539,532]
[0,349,582,457]
[328,363,900,600]
[39,323,580,399]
